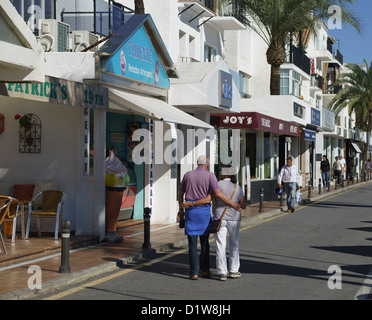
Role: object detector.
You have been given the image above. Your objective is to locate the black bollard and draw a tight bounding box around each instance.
[328,175,330,192]
[341,175,344,188]
[280,192,284,207]
[308,180,311,198]
[318,178,322,195]
[59,220,71,274]
[142,207,152,249]
[357,173,359,184]
[259,188,264,213]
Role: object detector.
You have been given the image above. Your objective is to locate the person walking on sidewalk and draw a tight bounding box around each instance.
[321,155,331,190]
[213,171,245,281]
[333,156,342,186]
[178,156,240,280]
[278,156,300,213]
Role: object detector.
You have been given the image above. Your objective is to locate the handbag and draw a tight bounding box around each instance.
[208,183,237,234]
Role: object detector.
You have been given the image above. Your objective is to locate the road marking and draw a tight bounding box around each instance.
[354,266,372,300]
[44,247,189,300]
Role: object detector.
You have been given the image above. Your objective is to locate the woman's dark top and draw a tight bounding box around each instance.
[321,159,330,172]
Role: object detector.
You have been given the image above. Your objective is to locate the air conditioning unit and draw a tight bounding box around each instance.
[38,19,70,52]
[72,30,99,52]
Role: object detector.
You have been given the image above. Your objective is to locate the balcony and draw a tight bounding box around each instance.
[178,0,216,20]
[285,45,310,75]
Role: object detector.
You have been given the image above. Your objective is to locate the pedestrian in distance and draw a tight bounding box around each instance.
[178,155,240,280]
[333,156,342,186]
[320,155,331,190]
[339,155,346,180]
[277,156,300,213]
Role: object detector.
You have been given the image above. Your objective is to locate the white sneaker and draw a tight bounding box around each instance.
[219,274,227,281]
[229,272,241,279]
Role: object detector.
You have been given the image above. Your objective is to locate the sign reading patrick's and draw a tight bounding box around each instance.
[106,26,170,89]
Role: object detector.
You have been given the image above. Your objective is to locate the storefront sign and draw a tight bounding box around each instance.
[304,129,316,141]
[311,108,321,127]
[106,26,170,89]
[219,71,233,109]
[211,112,300,137]
[2,76,108,110]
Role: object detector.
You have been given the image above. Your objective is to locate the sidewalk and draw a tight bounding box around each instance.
[0,180,370,300]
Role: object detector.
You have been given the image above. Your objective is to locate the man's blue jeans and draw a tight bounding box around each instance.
[284,182,297,210]
[187,235,210,276]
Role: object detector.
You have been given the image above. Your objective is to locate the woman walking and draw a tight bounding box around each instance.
[321,155,331,190]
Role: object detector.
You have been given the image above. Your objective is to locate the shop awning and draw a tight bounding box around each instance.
[109,88,213,129]
[210,112,301,137]
[351,142,362,153]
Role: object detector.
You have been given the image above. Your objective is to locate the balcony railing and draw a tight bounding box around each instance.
[286,45,310,75]
[334,49,343,65]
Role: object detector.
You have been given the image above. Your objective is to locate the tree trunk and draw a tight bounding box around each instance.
[270,64,281,95]
[135,0,145,14]
[361,111,372,175]
[266,42,286,96]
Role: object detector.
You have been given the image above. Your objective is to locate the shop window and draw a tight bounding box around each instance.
[280,69,290,95]
[246,132,257,179]
[264,132,271,179]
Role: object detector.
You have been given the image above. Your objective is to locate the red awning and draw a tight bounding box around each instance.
[210,112,300,137]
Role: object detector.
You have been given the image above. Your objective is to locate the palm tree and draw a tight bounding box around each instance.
[135,0,145,14]
[329,61,372,174]
[216,0,361,95]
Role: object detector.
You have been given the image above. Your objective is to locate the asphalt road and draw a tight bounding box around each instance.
[40,183,372,302]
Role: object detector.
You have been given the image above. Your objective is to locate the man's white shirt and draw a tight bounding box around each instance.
[278,165,300,185]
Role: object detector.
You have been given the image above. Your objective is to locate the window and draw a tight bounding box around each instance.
[292,70,301,97]
[294,102,304,118]
[239,72,251,98]
[204,44,216,62]
[280,69,290,95]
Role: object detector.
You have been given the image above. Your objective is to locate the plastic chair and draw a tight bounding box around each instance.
[0,196,12,254]
[0,196,21,243]
[25,190,66,240]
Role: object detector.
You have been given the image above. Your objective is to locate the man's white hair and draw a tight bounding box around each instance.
[197,155,210,165]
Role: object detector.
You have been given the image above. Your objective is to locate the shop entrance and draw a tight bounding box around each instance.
[106,112,145,220]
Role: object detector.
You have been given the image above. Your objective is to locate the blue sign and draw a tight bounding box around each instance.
[219,71,233,109]
[311,108,321,126]
[106,26,170,89]
[304,129,316,141]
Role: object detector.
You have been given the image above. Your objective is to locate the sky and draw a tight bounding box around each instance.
[328,0,372,65]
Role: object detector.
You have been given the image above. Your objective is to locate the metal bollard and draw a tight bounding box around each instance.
[259,188,264,213]
[341,176,344,188]
[318,178,322,195]
[357,173,359,184]
[328,175,330,192]
[280,192,284,207]
[142,207,152,249]
[308,180,311,198]
[59,220,71,274]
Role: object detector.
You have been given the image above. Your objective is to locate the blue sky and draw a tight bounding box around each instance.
[328,0,372,65]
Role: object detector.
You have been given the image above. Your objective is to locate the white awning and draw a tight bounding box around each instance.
[351,142,362,153]
[108,88,213,129]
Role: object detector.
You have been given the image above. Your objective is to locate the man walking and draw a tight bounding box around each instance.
[333,156,342,186]
[278,156,300,213]
[178,156,240,280]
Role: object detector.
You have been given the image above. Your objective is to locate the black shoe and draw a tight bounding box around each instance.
[291,208,295,213]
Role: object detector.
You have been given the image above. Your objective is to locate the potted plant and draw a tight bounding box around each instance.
[15,114,32,131]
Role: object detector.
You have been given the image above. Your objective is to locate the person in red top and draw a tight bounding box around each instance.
[178,155,240,280]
